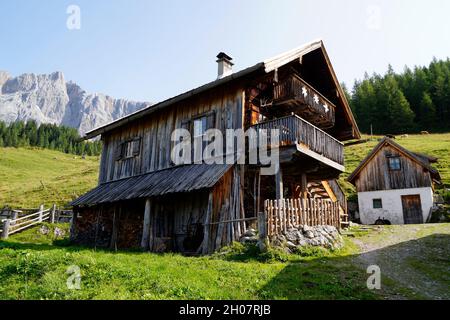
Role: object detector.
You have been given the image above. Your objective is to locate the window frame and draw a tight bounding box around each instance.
[116,137,141,161]
[388,156,401,171]
[373,198,383,209]
[193,116,208,139]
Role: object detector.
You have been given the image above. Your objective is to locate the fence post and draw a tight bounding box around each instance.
[10,211,18,226]
[39,204,44,222]
[1,219,11,239]
[257,210,269,252]
[51,204,56,224]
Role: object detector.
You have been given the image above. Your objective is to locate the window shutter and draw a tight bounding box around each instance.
[133,137,141,156]
[115,142,123,161]
[181,119,191,133]
[171,120,191,166]
[207,111,216,130]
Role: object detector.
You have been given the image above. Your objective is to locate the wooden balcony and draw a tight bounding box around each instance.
[273,74,336,129]
[250,114,344,175]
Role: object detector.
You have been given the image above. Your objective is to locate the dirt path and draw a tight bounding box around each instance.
[350,223,450,300]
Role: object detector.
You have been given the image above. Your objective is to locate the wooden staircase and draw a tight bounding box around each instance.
[307,180,349,229]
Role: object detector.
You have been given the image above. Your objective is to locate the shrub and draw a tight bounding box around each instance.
[214,242,289,263]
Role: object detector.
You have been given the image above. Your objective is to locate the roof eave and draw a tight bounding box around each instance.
[83,63,265,140]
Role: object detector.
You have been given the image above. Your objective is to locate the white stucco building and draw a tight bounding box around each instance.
[348,138,441,225]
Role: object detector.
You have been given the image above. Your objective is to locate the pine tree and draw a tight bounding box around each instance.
[417,92,436,130]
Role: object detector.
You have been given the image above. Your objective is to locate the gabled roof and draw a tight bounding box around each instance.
[347,138,441,185]
[83,39,360,140]
[71,163,233,207]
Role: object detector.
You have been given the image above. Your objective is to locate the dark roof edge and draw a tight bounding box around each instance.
[347,138,441,184]
[83,63,264,140]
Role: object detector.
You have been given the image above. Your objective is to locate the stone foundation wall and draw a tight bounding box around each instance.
[240,224,343,252]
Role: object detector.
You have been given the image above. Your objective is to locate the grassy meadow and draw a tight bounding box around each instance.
[0,223,387,300]
[0,147,99,208]
[1,222,448,300]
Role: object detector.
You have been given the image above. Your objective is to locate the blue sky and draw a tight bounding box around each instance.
[1,0,450,103]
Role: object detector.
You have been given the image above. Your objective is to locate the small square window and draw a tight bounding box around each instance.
[116,138,141,160]
[373,199,383,209]
[388,157,401,171]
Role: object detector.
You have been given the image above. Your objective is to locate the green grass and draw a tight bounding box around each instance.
[1,223,447,300]
[0,136,448,300]
[0,147,99,208]
[0,225,382,300]
[341,133,450,198]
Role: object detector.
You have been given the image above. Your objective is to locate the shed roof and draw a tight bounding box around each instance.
[347,138,441,185]
[83,39,360,140]
[71,163,232,207]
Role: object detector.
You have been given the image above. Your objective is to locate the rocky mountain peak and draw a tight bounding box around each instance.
[0,71,150,135]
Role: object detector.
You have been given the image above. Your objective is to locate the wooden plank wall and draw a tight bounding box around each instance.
[99,85,244,184]
[73,192,210,252]
[355,145,432,192]
[144,192,210,252]
[202,165,246,253]
[73,171,243,254]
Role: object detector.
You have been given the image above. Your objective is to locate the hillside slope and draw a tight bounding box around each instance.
[0,147,99,208]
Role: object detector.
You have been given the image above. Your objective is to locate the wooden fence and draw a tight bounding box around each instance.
[0,205,73,239]
[264,198,340,236]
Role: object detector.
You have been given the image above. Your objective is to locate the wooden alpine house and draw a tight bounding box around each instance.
[70,40,360,254]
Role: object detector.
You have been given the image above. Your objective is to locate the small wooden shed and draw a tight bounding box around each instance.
[348,138,441,225]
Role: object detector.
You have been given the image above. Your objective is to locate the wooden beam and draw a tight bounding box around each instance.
[201,192,214,255]
[321,181,337,202]
[110,207,119,250]
[257,209,268,252]
[296,144,345,172]
[141,198,152,250]
[275,166,283,200]
[301,173,308,199]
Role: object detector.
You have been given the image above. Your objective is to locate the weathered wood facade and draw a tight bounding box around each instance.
[98,86,244,183]
[71,40,360,253]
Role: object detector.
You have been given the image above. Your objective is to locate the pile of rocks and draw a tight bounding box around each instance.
[239,228,259,244]
[39,225,66,238]
[239,225,343,251]
[272,225,343,251]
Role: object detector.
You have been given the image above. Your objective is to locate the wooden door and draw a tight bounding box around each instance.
[401,195,423,224]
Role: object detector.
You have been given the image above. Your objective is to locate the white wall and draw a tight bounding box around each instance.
[357,187,434,225]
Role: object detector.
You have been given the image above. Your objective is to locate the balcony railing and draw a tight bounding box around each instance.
[250,114,344,165]
[273,74,336,129]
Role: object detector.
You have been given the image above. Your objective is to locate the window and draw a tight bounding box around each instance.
[193,116,208,138]
[373,199,383,209]
[123,140,135,158]
[116,137,141,160]
[388,157,401,171]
